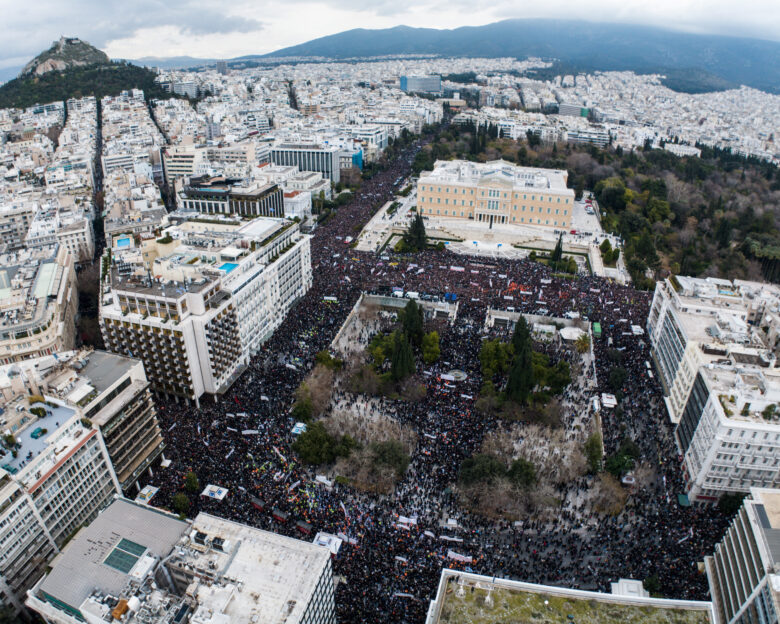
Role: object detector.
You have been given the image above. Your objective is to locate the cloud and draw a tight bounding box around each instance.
[0,0,778,67]
[0,0,263,63]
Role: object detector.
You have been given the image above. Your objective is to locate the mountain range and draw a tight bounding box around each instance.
[2,20,779,95]
[256,20,780,94]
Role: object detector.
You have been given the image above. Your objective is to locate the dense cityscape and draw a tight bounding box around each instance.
[0,27,779,624]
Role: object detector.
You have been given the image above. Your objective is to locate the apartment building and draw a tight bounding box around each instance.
[0,349,164,496]
[677,363,780,502]
[0,202,36,251]
[179,176,284,218]
[647,276,780,423]
[706,488,780,624]
[0,400,119,613]
[26,499,336,624]
[100,217,311,405]
[417,159,574,229]
[271,143,341,183]
[24,205,95,264]
[162,145,209,181]
[77,351,164,494]
[0,245,78,365]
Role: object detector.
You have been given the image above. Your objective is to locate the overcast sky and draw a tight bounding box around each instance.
[1,0,779,70]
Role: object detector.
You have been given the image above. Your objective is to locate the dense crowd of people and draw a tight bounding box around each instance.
[141,138,730,623]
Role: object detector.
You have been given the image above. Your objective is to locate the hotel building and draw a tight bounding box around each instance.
[100,217,311,405]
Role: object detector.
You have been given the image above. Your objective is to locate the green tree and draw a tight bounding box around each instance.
[459,453,505,485]
[370,440,410,476]
[390,331,415,382]
[401,299,424,347]
[511,316,531,355]
[575,333,591,354]
[184,471,200,493]
[506,341,534,404]
[608,367,628,392]
[600,239,612,254]
[507,458,537,488]
[551,234,564,265]
[293,421,337,465]
[172,493,190,514]
[421,331,441,364]
[291,395,314,421]
[403,212,428,251]
[584,432,603,473]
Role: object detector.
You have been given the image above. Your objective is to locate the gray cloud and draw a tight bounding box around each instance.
[1,0,263,62]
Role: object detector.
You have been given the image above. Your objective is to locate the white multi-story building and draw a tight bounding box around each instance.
[0,245,78,365]
[26,498,336,624]
[676,362,780,502]
[706,488,780,624]
[647,276,780,423]
[100,217,311,405]
[271,143,342,183]
[0,400,119,613]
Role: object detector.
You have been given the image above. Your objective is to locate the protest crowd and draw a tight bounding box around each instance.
[142,139,730,623]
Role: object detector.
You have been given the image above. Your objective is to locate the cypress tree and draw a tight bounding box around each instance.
[402,299,424,347]
[404,213,427,251]
[391,331,415,381]
[551,234,564,265]
[511,315,530,354]
[506,340,534,404]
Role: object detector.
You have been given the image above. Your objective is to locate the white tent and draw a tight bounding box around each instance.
[201,484,228,500]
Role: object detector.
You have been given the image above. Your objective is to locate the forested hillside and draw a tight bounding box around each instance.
[0,62,177,108]
[412,123,780,288]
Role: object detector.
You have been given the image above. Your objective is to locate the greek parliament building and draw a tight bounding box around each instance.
[99,217,312,406]
[416,160,575,229]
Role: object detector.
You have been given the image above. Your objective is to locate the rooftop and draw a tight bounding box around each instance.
[80,351,137,395]
[745,489,780,571]
[37,498,188,617]
[428,571,713,624]
[173,513,332,624]
[0,402,76,474]
[420,159,572,193]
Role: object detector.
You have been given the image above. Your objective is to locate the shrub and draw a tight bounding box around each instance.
[172,493,190,514]
[184,471,200,493]
[459,453,505,486]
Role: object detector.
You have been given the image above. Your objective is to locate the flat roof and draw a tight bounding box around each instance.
[429,571,713,624]
[1,403,76,473]
[38,498,188,612]
[184,513,331,623]
[80,351,136,394]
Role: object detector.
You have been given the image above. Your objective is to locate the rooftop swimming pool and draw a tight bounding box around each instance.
[116,237,131,248]
[219,262,239,273]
